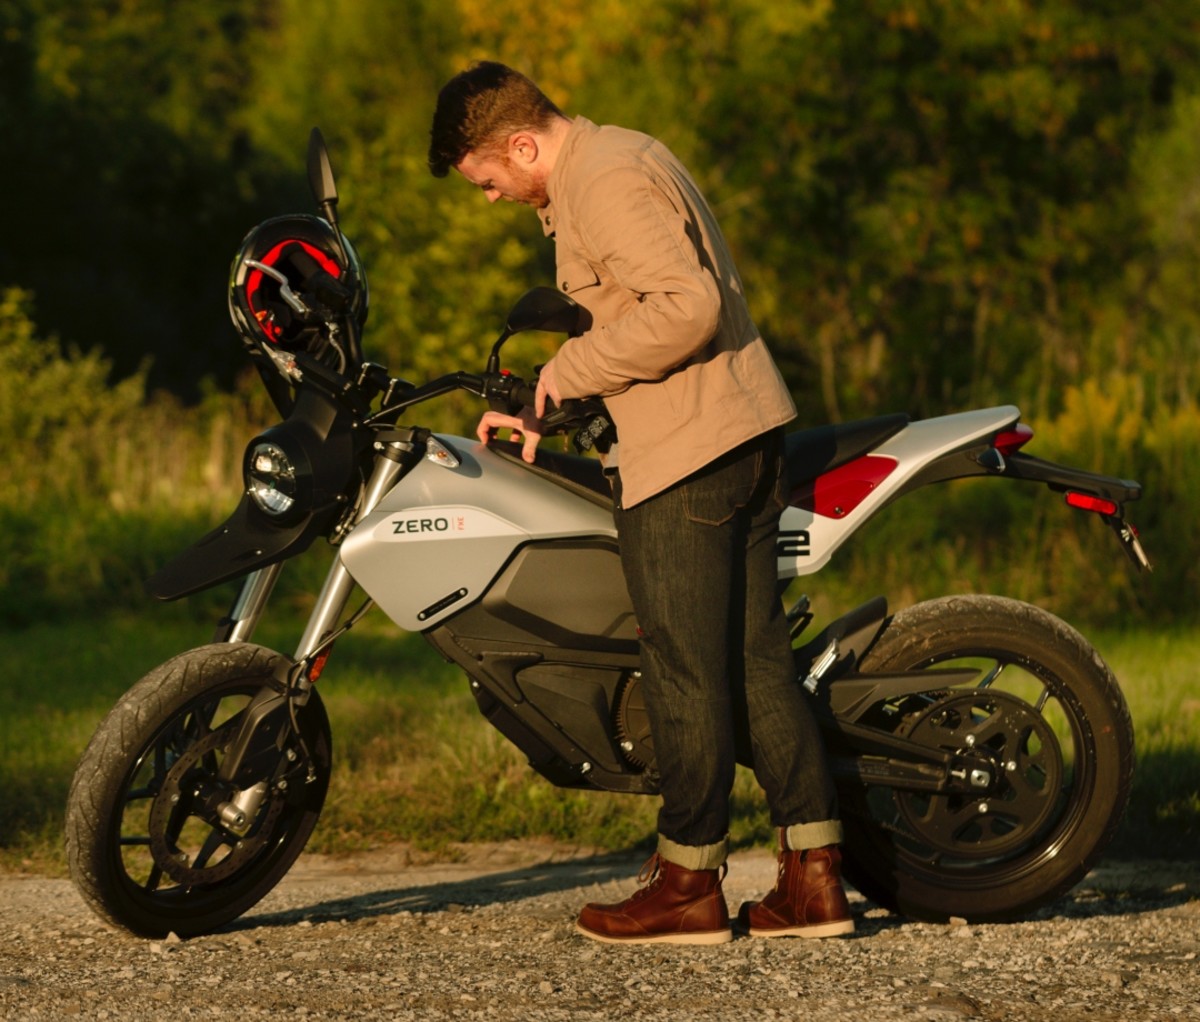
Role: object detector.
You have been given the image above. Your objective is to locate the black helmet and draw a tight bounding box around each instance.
[229,214,368,374]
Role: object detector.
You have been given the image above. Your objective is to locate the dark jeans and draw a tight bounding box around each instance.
[614,428,839,856]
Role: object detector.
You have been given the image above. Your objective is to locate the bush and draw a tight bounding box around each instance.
[0,287,267,625]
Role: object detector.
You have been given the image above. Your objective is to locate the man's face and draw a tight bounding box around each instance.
[456,148,548,208]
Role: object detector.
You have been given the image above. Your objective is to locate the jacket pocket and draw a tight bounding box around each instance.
[558,259,600,296]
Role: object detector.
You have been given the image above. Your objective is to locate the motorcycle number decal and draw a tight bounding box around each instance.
[777,530,811,558]
[376,506,523,542]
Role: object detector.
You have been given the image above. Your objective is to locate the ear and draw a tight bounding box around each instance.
[508,131,540,166]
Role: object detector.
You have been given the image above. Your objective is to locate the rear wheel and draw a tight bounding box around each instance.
[837,595,1133,922]
[66,643,331,938]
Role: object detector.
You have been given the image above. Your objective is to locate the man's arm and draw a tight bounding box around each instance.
[551,164,722,399]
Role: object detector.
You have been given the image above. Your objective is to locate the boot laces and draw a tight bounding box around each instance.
[636,853,662,886]
[630,853,727,897]
[623,853,665,905]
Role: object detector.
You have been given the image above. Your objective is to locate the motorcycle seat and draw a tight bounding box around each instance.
[487,413,911,511]
[783,413,910,489]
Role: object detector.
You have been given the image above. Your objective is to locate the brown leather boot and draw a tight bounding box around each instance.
[576,854,733,945]
[737,839,855,938]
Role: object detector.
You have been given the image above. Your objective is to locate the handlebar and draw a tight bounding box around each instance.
[359,368,615,452]
[482,371,537,412]
[480,372,593,434]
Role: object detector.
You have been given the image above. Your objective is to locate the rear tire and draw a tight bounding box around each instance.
[837,595,1133,922]
[65,643,331,938]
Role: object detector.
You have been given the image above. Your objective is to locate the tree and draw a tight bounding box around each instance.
[690,0,1200,421]
[0,0,293,393]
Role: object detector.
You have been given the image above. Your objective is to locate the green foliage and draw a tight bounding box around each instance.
[5,0,1200,417]
[0,287,272,624]
[3,2,1200,623]
[0,288,145,504]
[685,0,1200,421]
[1,0,296,391]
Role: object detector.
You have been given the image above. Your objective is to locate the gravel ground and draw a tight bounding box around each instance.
[1,844,1197,1021]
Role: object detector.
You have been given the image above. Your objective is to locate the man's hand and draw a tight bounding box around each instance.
[535,359,564,418]
[475,407,544,463]
[476,358,563,463]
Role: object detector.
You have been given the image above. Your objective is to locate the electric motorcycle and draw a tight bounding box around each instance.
[65,130,1150,938]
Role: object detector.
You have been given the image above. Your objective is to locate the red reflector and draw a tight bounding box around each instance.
[994,423,1034,455]
[1065,492,1118,516]
[307,648,333,684]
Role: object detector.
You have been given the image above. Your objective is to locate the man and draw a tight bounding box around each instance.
[429,61,853,945]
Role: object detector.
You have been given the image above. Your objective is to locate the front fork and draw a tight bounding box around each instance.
[212,434,419,785]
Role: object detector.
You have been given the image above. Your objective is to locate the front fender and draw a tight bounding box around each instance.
[146,496,340,600]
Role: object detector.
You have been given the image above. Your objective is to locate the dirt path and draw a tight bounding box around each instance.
[1,845,1197,1020]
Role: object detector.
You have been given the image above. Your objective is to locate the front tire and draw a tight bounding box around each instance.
[837,595,1133,922]
[65,643,331,938]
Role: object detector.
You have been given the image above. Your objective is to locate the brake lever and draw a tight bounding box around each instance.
[245,260,311,316]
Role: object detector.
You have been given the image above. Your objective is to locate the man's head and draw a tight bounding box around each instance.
[429,61,567,206]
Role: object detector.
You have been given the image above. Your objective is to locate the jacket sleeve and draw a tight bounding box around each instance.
[551,164,722,399]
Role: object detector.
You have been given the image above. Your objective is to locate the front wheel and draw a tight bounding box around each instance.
[837,595,1133,922]
[65,643,331,938]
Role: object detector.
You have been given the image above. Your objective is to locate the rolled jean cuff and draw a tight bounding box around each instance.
[785,820,844,851]
[657,833,728,871]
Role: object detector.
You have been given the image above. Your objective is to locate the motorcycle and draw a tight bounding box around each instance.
[65,130,1150,938]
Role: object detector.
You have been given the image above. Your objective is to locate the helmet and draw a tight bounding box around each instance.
[228,214,368,374]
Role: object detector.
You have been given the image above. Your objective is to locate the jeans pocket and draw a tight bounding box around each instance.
[682,448,762,526]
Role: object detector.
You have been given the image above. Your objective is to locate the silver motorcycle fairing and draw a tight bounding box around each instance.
[342,408,1024,628]
[779,405,1021,577]
[339,436,623,631]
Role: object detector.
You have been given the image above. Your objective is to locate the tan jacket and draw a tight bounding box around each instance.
[541,117,796,508]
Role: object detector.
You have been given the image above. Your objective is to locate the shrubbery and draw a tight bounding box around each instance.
[0,288,264,624]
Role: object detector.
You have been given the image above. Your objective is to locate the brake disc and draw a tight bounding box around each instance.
[148,728,286,885]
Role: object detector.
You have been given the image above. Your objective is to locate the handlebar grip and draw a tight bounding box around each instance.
[510,381,538,408]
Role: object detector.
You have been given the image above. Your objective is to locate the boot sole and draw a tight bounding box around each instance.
[575,923,734,946]
[745,919,855,939]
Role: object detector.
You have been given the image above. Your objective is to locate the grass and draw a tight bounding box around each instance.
[2,606,1197,876]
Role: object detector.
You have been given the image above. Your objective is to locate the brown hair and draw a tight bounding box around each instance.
[428,61,563,178]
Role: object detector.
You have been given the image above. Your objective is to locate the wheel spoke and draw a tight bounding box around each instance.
[975,660,1006,688]
[154,740,170,786]
[142,863,165,893]
[190,698,224,739]
[193,828,231,870]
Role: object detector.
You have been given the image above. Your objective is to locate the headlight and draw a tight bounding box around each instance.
[246,440,298,517]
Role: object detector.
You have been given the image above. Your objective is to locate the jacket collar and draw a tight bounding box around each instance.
[539,116,598,238]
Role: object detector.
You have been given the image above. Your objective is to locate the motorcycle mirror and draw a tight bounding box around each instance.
[486,288,581,373]
[506,287,580,336]
[307,127,339,208]
[307,126,351,270]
